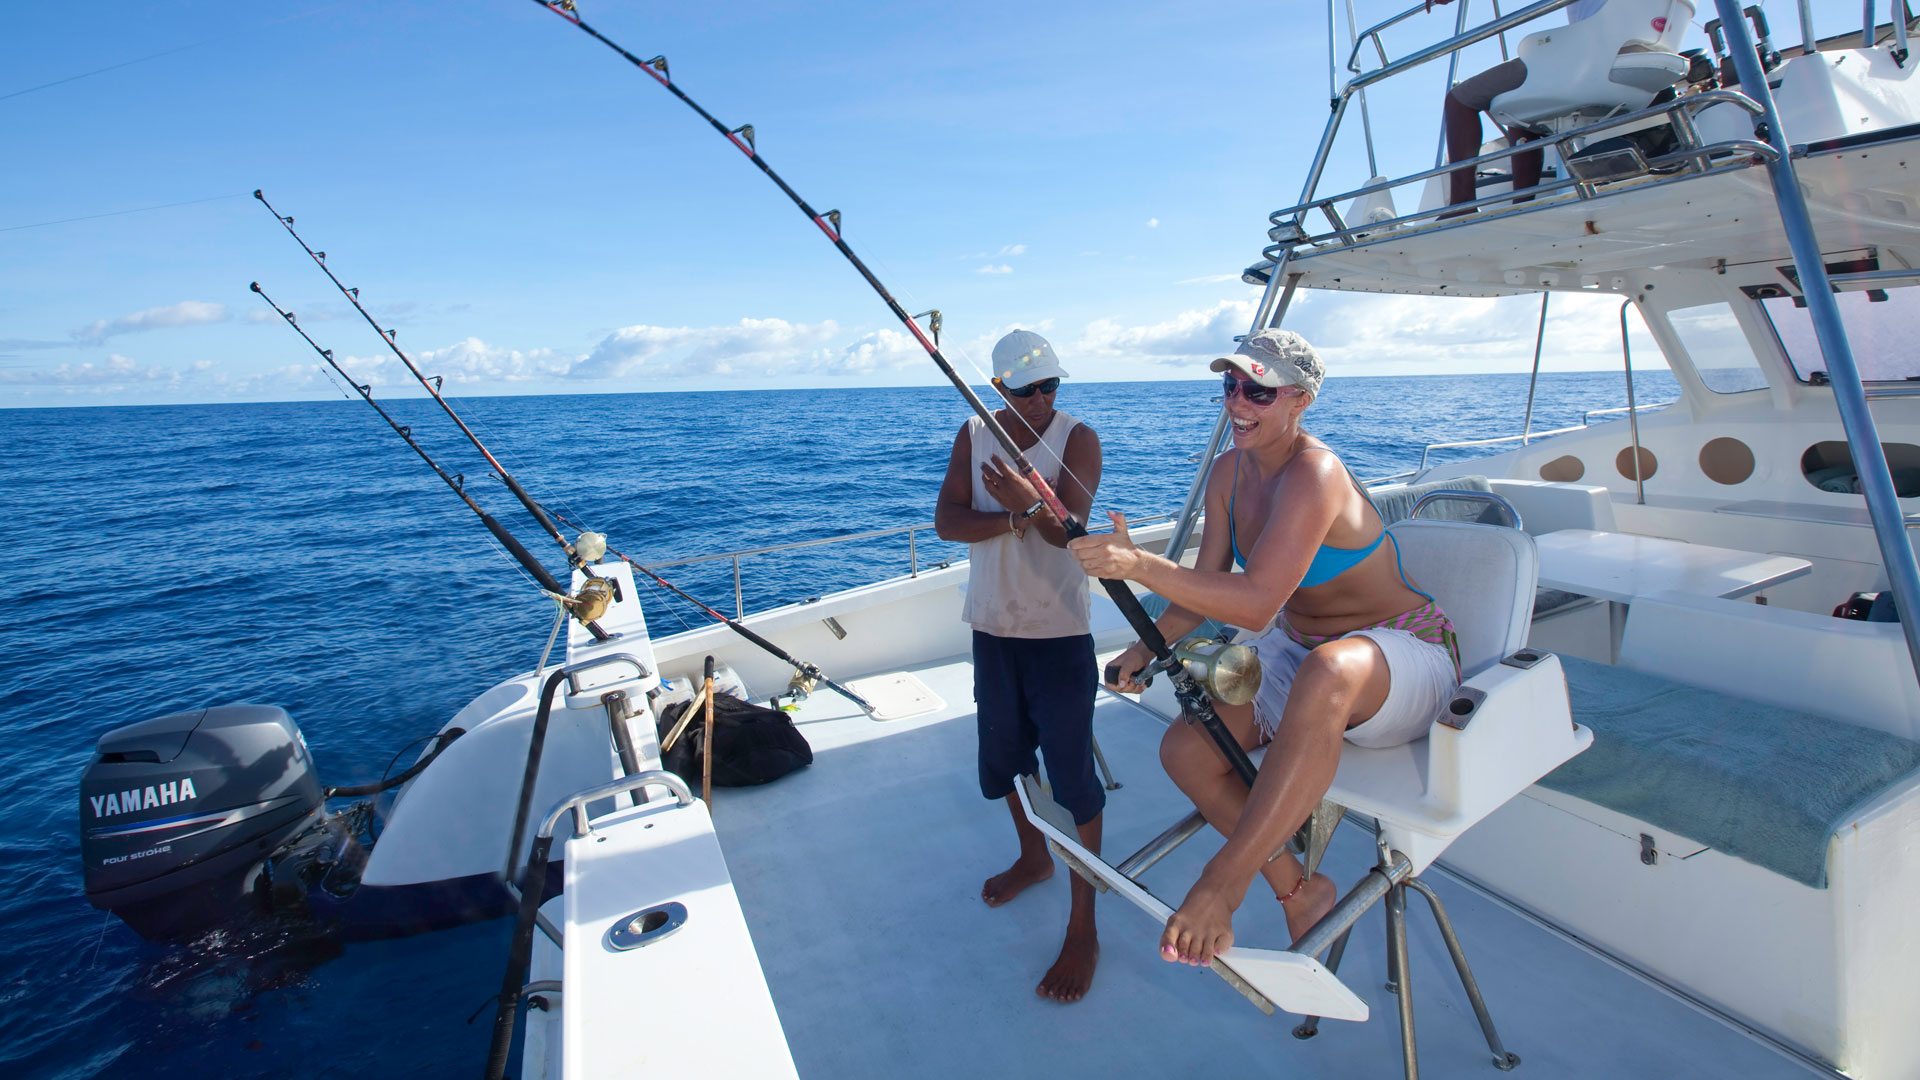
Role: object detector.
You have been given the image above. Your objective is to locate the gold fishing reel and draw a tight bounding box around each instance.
[566,577,616,623]
[785,668,818,704]
[1170,637,1262,707]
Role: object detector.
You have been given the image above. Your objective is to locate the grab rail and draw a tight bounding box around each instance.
[1584,400,1674,424]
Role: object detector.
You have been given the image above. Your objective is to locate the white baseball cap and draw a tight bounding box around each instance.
[991,329,1069,389]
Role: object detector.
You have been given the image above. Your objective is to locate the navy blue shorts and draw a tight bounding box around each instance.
[973,630,1104,826]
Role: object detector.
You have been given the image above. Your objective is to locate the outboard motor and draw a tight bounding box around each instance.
[80,704,326,940]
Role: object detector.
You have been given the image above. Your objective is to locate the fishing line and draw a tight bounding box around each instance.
[0,0,359,104]
[0,191,249,234]
[248,280,612,640]
[529,0,1264,790]
[255,189,597,577]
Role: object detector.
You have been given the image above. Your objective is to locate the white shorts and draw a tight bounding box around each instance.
[1241,622,1459,749]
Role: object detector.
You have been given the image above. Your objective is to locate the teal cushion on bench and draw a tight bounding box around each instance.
[1540,657,1920,888]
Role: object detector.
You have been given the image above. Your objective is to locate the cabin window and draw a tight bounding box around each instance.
[1761,284,1920,386]
[1667,303,1765,394]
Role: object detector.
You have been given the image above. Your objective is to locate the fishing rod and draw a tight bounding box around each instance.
[529,0,1262,789]
[248,281,614,642]
[255,196,871,717]
[546,509,874,713]
[252,189,591,574]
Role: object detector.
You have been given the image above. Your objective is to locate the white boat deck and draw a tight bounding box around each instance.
[709,654,1819,1079]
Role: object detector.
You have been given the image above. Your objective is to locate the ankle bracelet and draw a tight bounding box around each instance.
[1276,874,1308,905]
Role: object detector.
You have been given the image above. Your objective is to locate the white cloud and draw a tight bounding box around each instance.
[976,263,1014,275]
[998,243,1027,257]
[0,353,181,387]
[414,337,572,383]
[1176,273,1246,286]
[568,316,921,381]
[1145,217,1160,229]
[1289,291,1657,375]
[829,328,924,374]
[1075,299,1255,364]
[72,301,229,344]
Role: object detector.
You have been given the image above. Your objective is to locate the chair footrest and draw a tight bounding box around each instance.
[1016,777,1370,1022]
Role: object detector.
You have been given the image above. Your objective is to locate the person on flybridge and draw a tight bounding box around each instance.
[1069,330,1461,967]
[1432,0,1609,208]
[934,329,1106,1003]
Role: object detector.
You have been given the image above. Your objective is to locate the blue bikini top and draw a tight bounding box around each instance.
[1227,448,1386,587]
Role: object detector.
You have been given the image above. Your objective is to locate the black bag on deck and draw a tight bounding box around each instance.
[656,692,813,788]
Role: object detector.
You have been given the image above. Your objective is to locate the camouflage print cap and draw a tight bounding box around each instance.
[1208,329,1324,397]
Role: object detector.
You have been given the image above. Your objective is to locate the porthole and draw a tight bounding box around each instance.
[1800,440,1920,497]
[1616,446,1658,482]
[1540,455,1585,482]
[1699,437,1755,485]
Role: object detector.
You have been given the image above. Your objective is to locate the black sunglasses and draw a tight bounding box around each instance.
[1006,377,1061,398]
[1221,372,1280,406]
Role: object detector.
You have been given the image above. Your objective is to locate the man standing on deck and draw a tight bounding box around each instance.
[934,329,1105,1003]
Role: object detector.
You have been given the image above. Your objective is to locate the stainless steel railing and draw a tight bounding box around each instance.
[646,514,1175,619]
[1262,91,1771,255]
[1357,398,1675,486]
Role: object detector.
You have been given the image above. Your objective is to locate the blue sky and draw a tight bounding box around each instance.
[2,0,1728,407]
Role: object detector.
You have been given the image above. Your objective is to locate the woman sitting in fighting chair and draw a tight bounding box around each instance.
[1068,329,1460,966]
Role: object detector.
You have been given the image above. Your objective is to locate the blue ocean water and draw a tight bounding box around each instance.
[0,371,1673,1077]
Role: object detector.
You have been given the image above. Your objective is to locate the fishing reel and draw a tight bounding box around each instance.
[1120,636,1261,707]
[568,578,615,623]
[1170,637,1262,706]
[784,668,819,705]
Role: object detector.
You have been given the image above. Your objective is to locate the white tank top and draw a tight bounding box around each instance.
[961,410,1090,639]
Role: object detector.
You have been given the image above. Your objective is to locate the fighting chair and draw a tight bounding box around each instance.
[1489,0,1695,134]
[1018,498,1591,1079]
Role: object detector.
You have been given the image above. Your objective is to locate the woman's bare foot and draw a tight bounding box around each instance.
[981,853,1053,907]
[1160,875,1241,966]
[1283,872,1338,945]
[1036,920,1099,1002]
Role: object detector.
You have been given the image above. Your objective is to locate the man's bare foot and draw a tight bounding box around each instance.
[1160,875,1240,966]
[1036,921,1099,1002]
[1283,873,1338,945]
[982,854,1053,907]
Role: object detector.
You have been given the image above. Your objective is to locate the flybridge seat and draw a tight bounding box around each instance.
[1489,0,1695,134]
[1025,512,1589,1079]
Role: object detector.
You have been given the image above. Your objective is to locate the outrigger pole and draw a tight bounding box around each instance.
[253,189,592,573]
[247,282,613,642]
[530,0,1261,787]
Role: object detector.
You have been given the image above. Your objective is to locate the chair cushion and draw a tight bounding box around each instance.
[1540,658,1920,888]
[1385,521,1536,676]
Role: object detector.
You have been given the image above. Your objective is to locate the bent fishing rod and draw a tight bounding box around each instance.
[529,0,1260,787]
[545,512,874,713]
[253,189,591,575]
[248,282,613,642]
